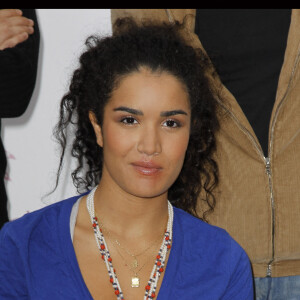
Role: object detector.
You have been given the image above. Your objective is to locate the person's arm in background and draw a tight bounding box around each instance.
[0,9,40,118]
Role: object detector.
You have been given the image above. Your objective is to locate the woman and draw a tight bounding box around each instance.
[0,18,253,299]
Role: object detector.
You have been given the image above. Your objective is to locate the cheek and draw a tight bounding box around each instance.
[165,131,190,164]
[163,131,190,189]
[102,124,134,157]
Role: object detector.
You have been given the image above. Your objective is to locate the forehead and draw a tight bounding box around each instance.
[108,69,190,112]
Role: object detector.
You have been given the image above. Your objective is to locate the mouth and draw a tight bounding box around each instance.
[131,161,162,176]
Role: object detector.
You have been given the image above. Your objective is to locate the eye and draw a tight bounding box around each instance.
[120,116,138,125]
[162,119,181,128]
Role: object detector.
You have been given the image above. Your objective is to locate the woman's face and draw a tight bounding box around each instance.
[90,68,191,199]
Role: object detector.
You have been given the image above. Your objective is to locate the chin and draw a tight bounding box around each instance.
[128,186,168,199]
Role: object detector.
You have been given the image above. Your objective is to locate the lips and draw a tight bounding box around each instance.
[131,161,162,176]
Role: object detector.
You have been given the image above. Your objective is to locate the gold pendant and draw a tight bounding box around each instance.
[131,276,140,288]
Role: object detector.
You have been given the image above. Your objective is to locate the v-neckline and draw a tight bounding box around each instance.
[59,195,181,299]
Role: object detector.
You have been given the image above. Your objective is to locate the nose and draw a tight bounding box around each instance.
[137,124,162,156]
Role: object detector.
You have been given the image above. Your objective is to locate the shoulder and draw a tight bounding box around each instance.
[0,194,82,246]
[174,206,248,261]
[172,207,253,299]
[174,206,232,245]
[0,194,88,298]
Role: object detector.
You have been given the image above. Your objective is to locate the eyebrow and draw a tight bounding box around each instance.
[113,106,143,115]
[160,110,188,117]
[113,106,188,117]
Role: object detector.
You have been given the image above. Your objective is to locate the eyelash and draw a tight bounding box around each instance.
[120,116,181,128]
[120,116,138,125]
[162,119,181,128]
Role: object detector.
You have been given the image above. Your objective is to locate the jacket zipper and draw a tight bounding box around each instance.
[265,157,274,277]
[265,47,300,277]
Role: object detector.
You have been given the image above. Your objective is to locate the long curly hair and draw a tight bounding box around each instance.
[54,17,220,221]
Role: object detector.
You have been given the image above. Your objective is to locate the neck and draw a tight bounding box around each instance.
[93,177,169,240]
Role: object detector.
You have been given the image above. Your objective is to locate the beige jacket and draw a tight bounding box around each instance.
[111,9,300,278]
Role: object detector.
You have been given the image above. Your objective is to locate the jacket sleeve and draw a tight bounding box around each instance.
[0,9,40,118]
[0,223,28,298]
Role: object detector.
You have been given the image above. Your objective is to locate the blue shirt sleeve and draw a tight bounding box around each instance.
[222,238,254,300]
[0,223,28,298]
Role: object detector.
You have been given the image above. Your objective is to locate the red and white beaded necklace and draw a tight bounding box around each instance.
[86,186,173,300]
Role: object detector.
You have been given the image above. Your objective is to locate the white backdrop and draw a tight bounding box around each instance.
[2,9,112,220]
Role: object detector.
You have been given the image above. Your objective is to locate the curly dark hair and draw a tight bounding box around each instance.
[54,17,220,221]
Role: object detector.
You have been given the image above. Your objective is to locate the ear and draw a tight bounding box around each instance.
[89,111,103,147]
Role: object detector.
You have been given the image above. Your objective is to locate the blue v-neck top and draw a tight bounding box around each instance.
[0,194,253,299]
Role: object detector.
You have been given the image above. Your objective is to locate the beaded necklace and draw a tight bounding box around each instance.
[86,186,174,300]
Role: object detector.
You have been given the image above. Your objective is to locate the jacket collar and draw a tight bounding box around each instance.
[274,9,300,110]
[166,9,300,148]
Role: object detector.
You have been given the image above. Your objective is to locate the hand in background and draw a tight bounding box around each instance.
[0,9,34,50]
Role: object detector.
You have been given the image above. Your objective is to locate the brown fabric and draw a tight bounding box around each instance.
[111,9,300,277]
